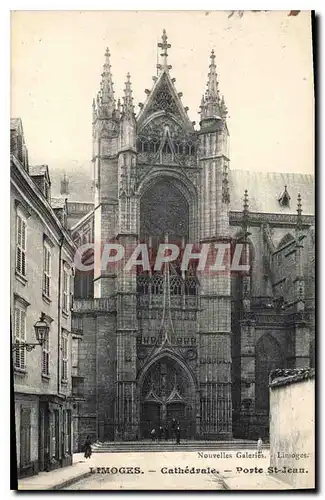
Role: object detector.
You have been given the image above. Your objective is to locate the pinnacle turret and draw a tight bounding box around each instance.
[200,50,227,123]
[122,73,135,119]
[296,193,303,232]
[242,189,250,235]
[94,47,116,120]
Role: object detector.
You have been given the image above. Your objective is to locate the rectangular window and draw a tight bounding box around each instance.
[43,243,51,298]
[63,268,69,312]
[72,337,78,369]
[20,408,31,467]
[16,214,27,277]
[61,331,68,382]
[42,330,50,376]
[14,304,26,370]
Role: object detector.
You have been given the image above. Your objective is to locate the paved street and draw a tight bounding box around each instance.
[62,449,291,491]
[63,451,226,490]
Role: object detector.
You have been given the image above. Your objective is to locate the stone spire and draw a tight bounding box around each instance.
[296,193,303,232]
[242,189,250,238]
[60,173,69,196]
[200,50,227,123]
[122,73,134,119]
[157,29,172,74]
[98,48,116,118]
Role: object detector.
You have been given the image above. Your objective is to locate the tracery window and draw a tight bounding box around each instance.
[137,179,199,296]
[136,116,197,166]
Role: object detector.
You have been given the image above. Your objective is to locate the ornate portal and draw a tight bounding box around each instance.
[140,357,194,438]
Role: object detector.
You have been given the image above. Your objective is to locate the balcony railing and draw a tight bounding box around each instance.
[72,297,116,313]
[137,294,199,309]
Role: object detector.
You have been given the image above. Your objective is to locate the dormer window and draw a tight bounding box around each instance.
[278,186,291,207]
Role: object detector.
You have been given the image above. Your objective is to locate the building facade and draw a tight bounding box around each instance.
[60,31,314,444]
[11,119,75,477]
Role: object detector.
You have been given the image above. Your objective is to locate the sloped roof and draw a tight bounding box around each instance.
[29,164,51,182]
[47,166,314,216]
[229,170,314,215]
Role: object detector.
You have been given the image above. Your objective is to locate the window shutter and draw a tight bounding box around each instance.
[21,220,26,250]
[16,247,22,273]
[21,249,26,276]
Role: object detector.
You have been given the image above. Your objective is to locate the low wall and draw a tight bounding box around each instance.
[269,368,315,489]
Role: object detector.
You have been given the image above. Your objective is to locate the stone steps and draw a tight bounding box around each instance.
[92,440,269,453]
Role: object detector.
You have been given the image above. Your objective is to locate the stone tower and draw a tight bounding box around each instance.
[89,32,232,440]
[197,49,232,437]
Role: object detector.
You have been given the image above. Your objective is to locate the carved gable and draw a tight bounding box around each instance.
[146,76,179,116]
[137,72,193,132]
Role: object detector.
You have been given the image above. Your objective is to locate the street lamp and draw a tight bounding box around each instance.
[12,312,49,352]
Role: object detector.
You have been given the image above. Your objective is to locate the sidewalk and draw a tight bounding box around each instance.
[17,454,92,491]
[221,471,294,490]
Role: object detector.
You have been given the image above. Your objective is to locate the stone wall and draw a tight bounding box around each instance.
[269,369,315,489]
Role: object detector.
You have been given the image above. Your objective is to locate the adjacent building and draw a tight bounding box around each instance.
[11,118,76,477]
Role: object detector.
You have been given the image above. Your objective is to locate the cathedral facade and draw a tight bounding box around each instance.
[69,31,315,445]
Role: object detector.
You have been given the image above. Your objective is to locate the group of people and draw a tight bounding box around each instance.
[150,418,181,444]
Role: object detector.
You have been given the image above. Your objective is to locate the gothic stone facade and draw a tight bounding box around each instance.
[69,32,315,445]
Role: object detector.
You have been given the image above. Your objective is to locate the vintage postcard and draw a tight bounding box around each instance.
[10,10,315,491]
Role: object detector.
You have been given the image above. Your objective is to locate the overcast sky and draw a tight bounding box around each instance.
[11,10,314,175]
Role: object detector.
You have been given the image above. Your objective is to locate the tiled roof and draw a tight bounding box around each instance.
[269,368,315,388]
[230,170,314,215]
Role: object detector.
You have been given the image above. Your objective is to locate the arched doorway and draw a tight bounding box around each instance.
[255,334,285,413]
[140,356,195,439]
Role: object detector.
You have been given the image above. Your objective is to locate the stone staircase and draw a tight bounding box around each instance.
[92,439,269,453]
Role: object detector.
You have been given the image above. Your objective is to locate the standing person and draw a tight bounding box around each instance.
[171,418,177,439]
[150,428,156,442]
[176,425,181,445]
[164,425,169,441]
[257,437,263,453]
[83,435,92,459]
[158,426,163,442]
